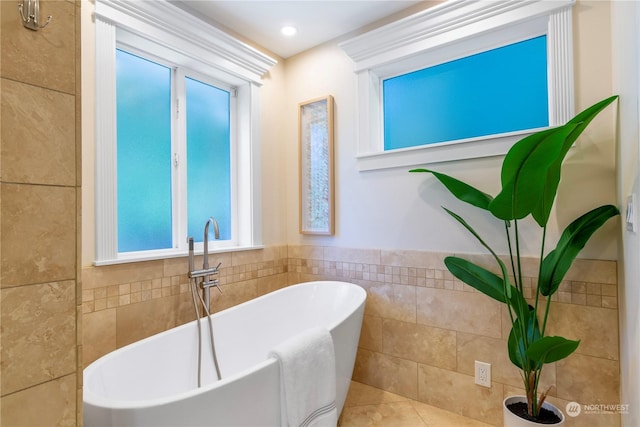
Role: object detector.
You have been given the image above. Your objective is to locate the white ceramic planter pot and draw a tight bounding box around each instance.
[503,396,565,426]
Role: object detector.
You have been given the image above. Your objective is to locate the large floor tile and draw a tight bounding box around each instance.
[344,381,410,407]
[411,400,495,427]
[340,401,427,427]
[343,381,498,427]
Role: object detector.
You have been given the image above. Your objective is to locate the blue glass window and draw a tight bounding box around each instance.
[116,49,232,253]
[116,49,172,252]
[186,77,231,242]
[383,36,549,150]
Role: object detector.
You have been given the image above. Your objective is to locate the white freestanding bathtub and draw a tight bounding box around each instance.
[83,281,366,426]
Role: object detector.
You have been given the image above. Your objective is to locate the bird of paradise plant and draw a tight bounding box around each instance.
[410,95,619,420]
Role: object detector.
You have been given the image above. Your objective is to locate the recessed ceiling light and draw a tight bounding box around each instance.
[281,26,297,36]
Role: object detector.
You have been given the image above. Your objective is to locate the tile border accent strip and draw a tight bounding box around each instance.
[82,246,618,314]
[82,259,287,313]
[287,258,617,310]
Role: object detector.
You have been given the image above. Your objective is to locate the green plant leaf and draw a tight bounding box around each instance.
[410,169,493,210]
[443,257,529,320]
[444,257,508,303]
[532,95,619,227]
[442,208,496,257]
[489,124,578,221]
[526,336,580,365]
[532,165,561,228]
[508,307,541,370]
[441,207,512,297]
[508,325,526,370]
[442,208,516,301]
[567,95,619,128]
[539,205,620,296]
[507,285,529,325]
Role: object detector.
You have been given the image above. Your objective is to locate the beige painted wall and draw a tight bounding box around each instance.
[81,0,619,264]
[284,0,618,261]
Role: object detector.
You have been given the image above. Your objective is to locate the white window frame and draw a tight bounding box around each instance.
[339,0,575,171]
[93,0,276,265]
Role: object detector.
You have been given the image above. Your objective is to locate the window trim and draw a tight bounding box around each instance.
[93,0,276,265]
[339,0,575,171]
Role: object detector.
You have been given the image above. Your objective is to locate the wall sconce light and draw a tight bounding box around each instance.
[19,0,52,31]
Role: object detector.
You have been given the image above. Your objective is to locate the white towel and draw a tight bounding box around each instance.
[268,327,338,427]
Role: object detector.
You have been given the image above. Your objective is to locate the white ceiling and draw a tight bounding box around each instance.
[175,1,423,59]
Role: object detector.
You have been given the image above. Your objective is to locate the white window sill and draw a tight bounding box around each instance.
[93,244,265,266]
[357,127,546,171]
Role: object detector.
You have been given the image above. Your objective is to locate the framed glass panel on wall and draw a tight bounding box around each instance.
[299,96,335,235]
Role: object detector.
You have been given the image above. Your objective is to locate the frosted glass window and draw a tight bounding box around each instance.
[115,49,235,254]
[383,35,549,150]
[116,49,172,252]
[186,77,231,242]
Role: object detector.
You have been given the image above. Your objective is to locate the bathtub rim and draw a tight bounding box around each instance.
[83,280,366,410]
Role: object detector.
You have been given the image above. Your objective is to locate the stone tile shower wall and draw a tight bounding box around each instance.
[288,246,621,427]
[0,1,81,426]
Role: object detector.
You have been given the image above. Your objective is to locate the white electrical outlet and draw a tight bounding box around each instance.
[475,361,491,387]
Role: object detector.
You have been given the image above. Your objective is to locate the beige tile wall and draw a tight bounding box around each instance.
[81,246,288,367]
[81,244,621,427]
[0,1,81,425]
[288,245,621,427]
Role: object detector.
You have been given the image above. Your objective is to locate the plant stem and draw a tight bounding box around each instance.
[514,219,523,293]
[512,218,532,412]
[533,367,543,416]
[503,221,535,415]
[504,220,520,329]
[534,225,547,320]
[529,371,539,416]
[541,290,553,338]
[540,225,553,336]
[505,221,518,287]
[528,225,548,419]
[513,219,527,340]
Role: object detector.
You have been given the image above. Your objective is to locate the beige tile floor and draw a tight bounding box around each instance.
[339,381,495,427]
